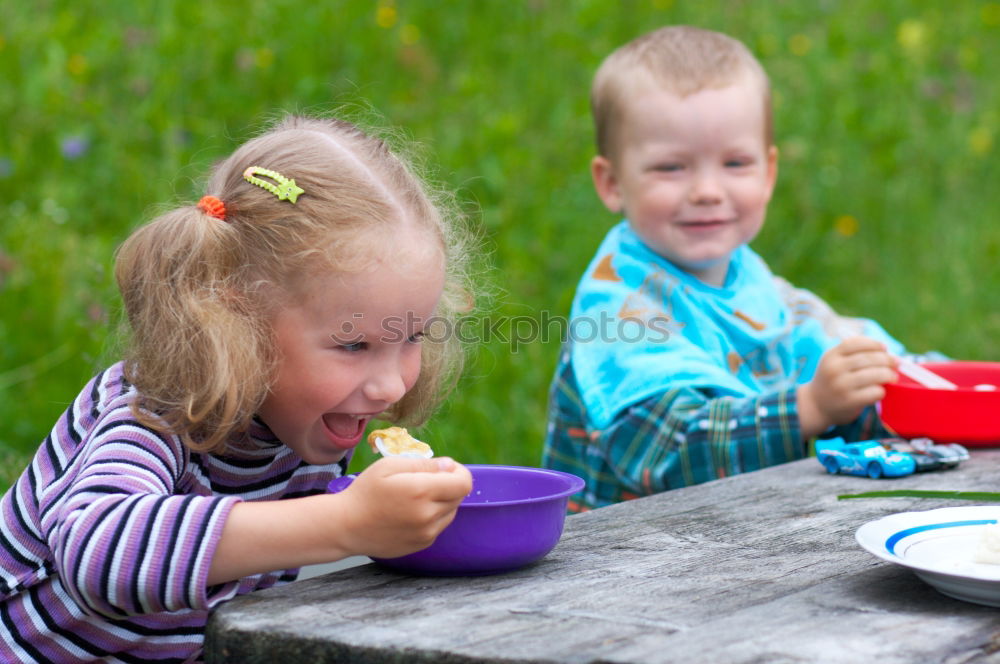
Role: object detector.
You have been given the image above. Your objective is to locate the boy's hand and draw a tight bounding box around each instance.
[337,456,472,559]
[797,337,898,438]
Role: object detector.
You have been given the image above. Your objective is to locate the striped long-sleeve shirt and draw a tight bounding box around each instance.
[0,363,346,663]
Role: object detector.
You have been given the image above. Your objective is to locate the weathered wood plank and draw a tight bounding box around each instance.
[206,451,1000,664]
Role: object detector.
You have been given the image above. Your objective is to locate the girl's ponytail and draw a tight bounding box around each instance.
[115,205,272,452]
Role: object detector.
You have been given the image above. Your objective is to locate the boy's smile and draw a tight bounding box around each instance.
[591,74,778,286]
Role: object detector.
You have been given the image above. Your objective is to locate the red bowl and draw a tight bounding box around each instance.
[881,361,1000,445]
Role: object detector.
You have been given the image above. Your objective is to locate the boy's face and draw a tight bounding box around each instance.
[592,75,778,286]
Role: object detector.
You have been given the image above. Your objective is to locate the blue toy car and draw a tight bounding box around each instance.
[815,437,917,479]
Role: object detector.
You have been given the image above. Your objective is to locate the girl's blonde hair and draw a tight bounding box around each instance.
[591,25,773,159]
[115,114,474,453]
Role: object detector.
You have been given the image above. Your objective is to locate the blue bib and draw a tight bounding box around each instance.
[570,222,905,428]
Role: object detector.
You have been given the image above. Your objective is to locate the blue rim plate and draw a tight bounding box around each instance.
[856,506,1000,607]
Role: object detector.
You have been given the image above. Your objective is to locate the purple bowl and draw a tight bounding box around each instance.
[327,464,584,576]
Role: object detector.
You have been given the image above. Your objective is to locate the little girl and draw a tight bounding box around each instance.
[0,115,476,663]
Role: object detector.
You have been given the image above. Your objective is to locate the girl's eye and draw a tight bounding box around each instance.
[725,158,753,168]
[407,331,425,344]
[653,163,684,172]
[339,341,368,352]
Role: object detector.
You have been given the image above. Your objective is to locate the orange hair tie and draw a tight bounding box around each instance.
[197,195,227,221]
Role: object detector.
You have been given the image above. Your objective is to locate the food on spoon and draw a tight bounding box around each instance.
[367,426,433,458]
[973,522,1000,564]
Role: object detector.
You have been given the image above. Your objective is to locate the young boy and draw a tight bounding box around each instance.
[543,25,911,512]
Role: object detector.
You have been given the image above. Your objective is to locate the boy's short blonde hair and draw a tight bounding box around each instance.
[115,115,475,453]
[591,25,773,159]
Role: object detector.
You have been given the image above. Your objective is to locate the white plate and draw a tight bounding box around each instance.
[856,506,1000,607]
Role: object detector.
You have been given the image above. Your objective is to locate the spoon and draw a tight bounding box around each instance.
[896,359,958,390]
[368,427,434,459]
[328,428,435,495]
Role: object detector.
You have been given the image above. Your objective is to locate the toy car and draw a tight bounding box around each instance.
[815,437,916,479]
[878,437,969,471]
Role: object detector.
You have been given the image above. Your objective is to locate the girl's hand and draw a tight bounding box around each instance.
[797,337,898,438]
[207,456,471,585]
[337,456,473,559]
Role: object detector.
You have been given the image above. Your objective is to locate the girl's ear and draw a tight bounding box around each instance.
[591,155,623,214]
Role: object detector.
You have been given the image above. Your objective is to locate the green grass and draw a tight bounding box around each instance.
[2,1,998,485]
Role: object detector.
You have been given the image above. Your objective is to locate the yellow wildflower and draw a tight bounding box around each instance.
[897,19,927,51]
[834,215,859,238]
[376,5,397,29]
[401,24,420,45]
[983,3,1000,27]
[789,34,811,56]
[969,127,993,155]
[256,48,274,69]
[68,53,87,76]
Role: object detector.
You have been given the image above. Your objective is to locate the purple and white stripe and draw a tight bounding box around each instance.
[0,363,343,662]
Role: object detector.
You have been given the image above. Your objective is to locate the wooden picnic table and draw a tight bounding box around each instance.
[205,450,1000,664]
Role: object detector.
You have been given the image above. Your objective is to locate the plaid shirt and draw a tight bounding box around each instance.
[543,344,888,513]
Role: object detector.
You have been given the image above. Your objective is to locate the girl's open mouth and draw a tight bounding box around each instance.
[322,413,370,448]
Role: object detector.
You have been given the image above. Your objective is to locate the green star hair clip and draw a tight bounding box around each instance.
[242,166,305,203]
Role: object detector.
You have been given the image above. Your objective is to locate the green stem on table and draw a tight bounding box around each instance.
[838,490,1000,501]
